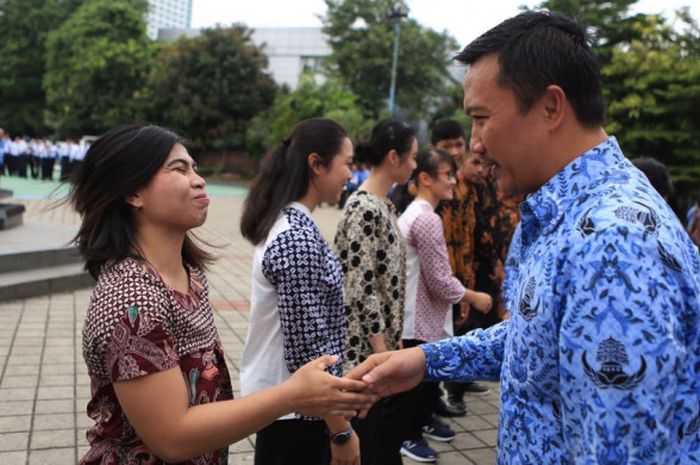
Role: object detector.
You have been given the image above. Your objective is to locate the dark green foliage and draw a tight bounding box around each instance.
[142,26,277,152]
[0,0,84,135]
[246,75,372,160]
[536,1,700,197]
[43,0,152,137]
[322,0,459,118]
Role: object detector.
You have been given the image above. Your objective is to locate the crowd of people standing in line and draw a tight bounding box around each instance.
[66,9,699,465]
[0,128,89,181]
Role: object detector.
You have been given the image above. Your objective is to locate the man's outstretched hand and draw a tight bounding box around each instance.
[344,347,427,416]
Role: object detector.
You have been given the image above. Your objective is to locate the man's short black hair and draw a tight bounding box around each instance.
[430,119,466,145]
[455,10,605,128]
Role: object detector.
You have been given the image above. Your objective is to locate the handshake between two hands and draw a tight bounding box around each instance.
[285,347,427,419]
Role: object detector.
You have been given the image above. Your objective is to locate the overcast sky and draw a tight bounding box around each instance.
[192,0,698,47]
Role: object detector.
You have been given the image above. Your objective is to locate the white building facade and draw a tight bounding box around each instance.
[157,27,330,89]
[146,0,193,40]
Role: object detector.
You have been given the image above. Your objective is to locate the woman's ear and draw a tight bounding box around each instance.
[125,193,143,209]
[387,149,400,167]
[417,171,432,187]
[307,152,324,175]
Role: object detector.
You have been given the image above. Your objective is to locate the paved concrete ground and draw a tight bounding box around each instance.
[0,191,500,464]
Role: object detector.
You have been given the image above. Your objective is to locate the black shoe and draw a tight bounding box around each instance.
[434,398,466,417]
[463,382,491,396]
[447,396,466,411]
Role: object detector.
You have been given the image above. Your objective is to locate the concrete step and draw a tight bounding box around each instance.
[0,247,83,273]
[0,263,93,302]
[0,202,25,230]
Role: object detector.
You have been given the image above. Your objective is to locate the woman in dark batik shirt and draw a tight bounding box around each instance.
[240,117,362,465]
[73,124,371,465]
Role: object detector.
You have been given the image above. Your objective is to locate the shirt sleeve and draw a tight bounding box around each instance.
[422,320,507,382]
[335,204,386,337]
[263,229,343,377]
[412,210,465,303]
[556,225,695,461]
[103,276,180,383]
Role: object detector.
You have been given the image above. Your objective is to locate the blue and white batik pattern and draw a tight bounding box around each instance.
[262,206,346,377]
[422,137,700,464]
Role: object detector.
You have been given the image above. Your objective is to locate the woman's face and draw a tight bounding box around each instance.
[428,161,457,201]
[395,137,418,184]
[313,137,354,204]
[129,143,209,232]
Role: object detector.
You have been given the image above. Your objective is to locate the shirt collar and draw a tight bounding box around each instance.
[289,201,313,217]
[520,136,627,242]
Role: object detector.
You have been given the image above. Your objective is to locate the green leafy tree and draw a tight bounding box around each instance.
[143,26,277,152]
[0,0,84,135]
[536,1,700,197]
[43,0,152,137]
[603,13,700,195]
[246,75,372,160]
[322,0,459,118]
[534,0,650,67]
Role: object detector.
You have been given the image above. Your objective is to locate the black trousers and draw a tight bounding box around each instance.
[254,419,329,465]
[352,394,409,465]
[17,154,28,177]
[59,156,71,181]
[29,155,40,178]
[41,158,55,180]
[402,339,441,440]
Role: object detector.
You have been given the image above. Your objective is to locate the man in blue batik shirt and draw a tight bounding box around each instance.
[348,11,700,465]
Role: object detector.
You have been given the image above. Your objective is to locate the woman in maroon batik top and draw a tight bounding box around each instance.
[71,124,373,465]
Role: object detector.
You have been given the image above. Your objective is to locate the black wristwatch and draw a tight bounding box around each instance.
[329,425,354,445]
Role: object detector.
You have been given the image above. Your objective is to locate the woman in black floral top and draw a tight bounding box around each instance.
[334,119,417,465]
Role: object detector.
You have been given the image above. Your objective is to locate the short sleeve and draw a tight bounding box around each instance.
[106,309,179,383]
[95,274,180,383]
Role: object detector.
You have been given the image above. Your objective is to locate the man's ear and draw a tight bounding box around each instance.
[307,152,324,175]
[541,84,566,129]
[125,193,143,209]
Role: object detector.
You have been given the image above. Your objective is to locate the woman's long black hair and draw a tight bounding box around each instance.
[240,118,348,245]
[354,119,416,167]
[69,124,213,279]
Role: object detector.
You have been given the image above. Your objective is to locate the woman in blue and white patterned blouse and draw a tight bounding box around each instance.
[240,118,359,465]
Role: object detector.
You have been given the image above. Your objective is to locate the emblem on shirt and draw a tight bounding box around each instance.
[582,337,646,390]
[613,202,659,239]
[518,277,539,322]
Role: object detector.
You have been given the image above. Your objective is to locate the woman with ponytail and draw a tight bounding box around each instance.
[75,124,371,465]
[333,119,418,465]
[240,118,363,465]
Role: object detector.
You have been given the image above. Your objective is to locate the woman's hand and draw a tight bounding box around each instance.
[465,290,493,314]
[455,300,470,327]
[283,355,374,418]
